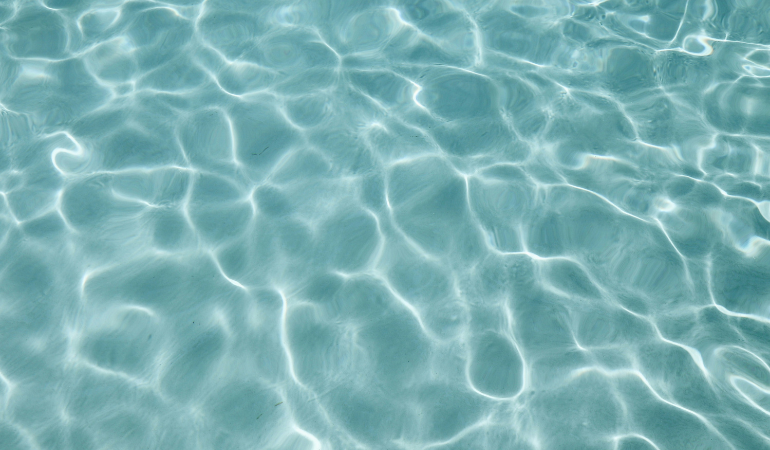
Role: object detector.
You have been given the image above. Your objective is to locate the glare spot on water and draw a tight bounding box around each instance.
[654,197,676,213]
[19,63,50,80]
[409,80,428,110]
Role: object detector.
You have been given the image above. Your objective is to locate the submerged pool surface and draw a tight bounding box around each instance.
[2,0,770,448]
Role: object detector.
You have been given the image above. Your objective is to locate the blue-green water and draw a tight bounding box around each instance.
[2,0,770,448]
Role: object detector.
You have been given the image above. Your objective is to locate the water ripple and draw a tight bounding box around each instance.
[1,0,770,449]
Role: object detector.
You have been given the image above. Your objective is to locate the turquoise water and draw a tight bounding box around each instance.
[1,0,770,448]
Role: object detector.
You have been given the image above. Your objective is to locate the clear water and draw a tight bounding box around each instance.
[1,0,770,448]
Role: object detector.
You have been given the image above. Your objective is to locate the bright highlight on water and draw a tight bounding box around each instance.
[1,0,770,449]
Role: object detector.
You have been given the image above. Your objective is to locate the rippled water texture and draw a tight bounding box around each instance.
[2,0,770,448]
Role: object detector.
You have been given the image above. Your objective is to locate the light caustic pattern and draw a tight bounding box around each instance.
[1,0,770,449]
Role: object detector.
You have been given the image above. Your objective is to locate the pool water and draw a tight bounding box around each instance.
[1,0,770,449]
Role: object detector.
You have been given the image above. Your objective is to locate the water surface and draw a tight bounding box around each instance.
[1,0,770,449]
